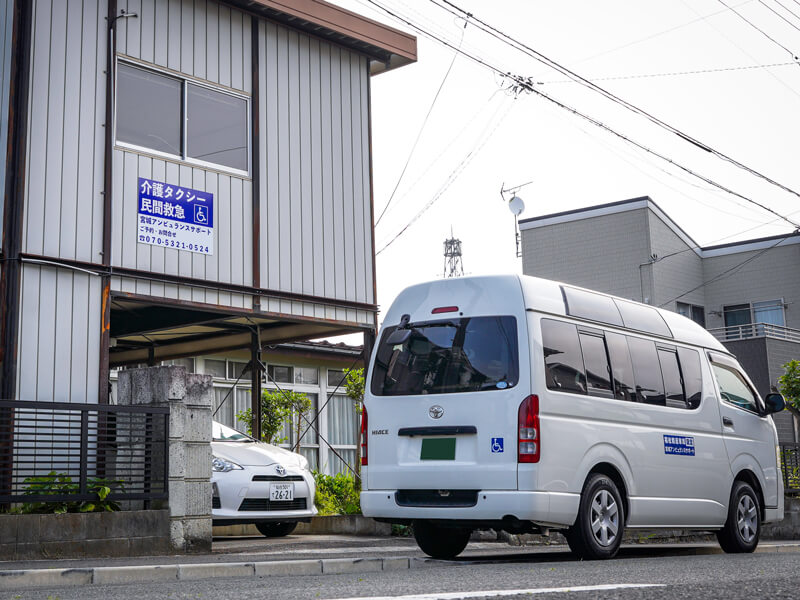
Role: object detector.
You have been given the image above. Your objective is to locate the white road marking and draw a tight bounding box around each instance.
[327,583,664,600]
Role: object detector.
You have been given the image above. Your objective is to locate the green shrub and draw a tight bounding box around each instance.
[17,471,123,514]
[314,472,361,515]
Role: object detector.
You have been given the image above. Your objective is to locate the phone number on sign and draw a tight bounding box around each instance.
[137,234,211,254]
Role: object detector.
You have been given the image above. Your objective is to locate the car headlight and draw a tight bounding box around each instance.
[212,456,243,472]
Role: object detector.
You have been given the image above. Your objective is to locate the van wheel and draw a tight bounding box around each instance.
[566,473,625,560]
[412,520,471,559]
[717,481,760,553]
[255,522,297,537]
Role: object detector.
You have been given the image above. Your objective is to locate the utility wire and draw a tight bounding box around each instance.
[432,0,800,214]
[540,61,797,84]
[363,0,800,231]
[658,231,799,307]
[375,18,467,228]
[717,0,800,60]
[772,0,800,22]
[758,0,800,31]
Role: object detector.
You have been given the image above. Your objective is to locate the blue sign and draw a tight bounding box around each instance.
[491,438,504,453]
[137,177,214,255]
[663,434,695,456]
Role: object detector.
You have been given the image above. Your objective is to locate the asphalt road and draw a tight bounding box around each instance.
[6,546,799,600]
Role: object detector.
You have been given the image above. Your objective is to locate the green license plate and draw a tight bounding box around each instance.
[420,437,456,460]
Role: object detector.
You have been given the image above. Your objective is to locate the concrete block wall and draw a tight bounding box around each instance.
[117,366,213,553]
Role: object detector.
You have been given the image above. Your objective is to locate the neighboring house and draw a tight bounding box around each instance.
[519,196,800,443]
[112,340,364,476]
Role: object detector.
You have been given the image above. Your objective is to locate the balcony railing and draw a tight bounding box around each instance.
[708,322,800,343]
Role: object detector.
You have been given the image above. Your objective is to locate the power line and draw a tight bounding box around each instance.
[658,231,799,307]
[771,0,800,22]
[540,61,798,84]
[758,0,800,31]
[717,0,800,59]
[363,0,800,233]
[375,19,467,228]
[431,0,800,213]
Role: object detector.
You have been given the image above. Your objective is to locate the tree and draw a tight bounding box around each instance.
[778,359,800,418]
[343,367,365,487]
[237,388,310,445]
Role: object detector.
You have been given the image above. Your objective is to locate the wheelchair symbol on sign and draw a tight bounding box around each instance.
[194,205,209,225]
[491,438,504,453]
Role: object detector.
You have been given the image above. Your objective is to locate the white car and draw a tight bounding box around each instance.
[212,421,317,537]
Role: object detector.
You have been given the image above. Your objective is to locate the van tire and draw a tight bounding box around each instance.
[412,520,470,559]
[255,521,297,537]
[566,473,625,560]
[717,481,760,553]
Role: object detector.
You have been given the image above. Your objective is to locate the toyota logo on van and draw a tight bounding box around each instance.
[429,405,444,419]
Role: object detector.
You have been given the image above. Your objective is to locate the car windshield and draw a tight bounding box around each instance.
[371,316,519,396]
[212,421,254,442]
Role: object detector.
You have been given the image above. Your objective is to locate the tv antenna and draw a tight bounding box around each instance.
[500,181,531,258]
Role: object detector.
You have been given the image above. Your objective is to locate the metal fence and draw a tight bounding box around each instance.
[781,443,800,494]
[0,400,169,505]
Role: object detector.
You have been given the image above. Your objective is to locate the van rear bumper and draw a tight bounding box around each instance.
[360,490,579,527]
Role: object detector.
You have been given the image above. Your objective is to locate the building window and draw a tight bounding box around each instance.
[227,360,248,381]
[203,359,227,379]
[267,365,294,384]
[753,300,785,327]
[116,62,249,173]
[327,369,346,388]
[163,357,195,372]
[723,304,751,328]
[328,394,358,476]
[295,367,319,385]
[676,302,706,327]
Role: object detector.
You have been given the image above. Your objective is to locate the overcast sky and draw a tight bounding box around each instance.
[328,0,800,334]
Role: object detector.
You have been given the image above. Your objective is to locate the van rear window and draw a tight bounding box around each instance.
[371,316,519,396]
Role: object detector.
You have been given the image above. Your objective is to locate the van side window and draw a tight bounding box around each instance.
[627,337,666,406]
[605,332,636,402]
[711,363,759,414]
[677,348,702,409]
[578,332,614,398]
[541,319,587,395]
[657,347,686,409]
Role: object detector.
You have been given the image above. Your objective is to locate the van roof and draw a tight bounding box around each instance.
[385,274,728,354]
[515,275,729,353]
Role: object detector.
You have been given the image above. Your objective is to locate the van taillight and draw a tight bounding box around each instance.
[360,406,368,466]
[518,395,540,463]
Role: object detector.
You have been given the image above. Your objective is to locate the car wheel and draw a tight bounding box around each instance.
[717,481,760,553]
[566,473,625,560]
[412,520,471,559]
[255,521,298,538]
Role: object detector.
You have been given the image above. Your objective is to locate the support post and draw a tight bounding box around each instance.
[250,330,262,441]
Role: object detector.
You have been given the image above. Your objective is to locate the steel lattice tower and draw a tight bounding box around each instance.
[443,229,464,278]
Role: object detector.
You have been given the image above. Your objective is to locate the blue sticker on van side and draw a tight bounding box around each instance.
[663,435,695,456]
[491,438,504,453]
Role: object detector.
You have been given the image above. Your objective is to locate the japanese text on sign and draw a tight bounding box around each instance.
[137,177,214,255]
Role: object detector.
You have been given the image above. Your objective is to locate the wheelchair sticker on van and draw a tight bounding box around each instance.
[663,435,695,456]
[491,438,504,453]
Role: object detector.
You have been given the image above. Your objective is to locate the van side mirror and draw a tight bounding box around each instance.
[764,393,786,415]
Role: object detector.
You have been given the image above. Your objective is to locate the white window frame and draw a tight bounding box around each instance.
[114,58,251,178]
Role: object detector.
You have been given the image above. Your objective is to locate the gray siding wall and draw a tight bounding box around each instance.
[0,0,13,232]
[647,211,704,311]
[520,208,649,301]
[22,0,107,263]
[258,21,373,324]
[16,264,102,402]
[703,243,800,330]
[113,0,252,309]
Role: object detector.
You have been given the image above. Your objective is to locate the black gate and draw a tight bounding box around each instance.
[0,400,169,505]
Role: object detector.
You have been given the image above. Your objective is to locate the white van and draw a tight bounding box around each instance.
[360,275,786,560]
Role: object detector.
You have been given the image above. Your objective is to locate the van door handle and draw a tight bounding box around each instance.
[723,416,733,427]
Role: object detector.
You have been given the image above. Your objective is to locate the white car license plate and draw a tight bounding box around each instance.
[270,483,294,501]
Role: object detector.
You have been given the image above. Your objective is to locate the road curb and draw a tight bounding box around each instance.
[1,544,798,590]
